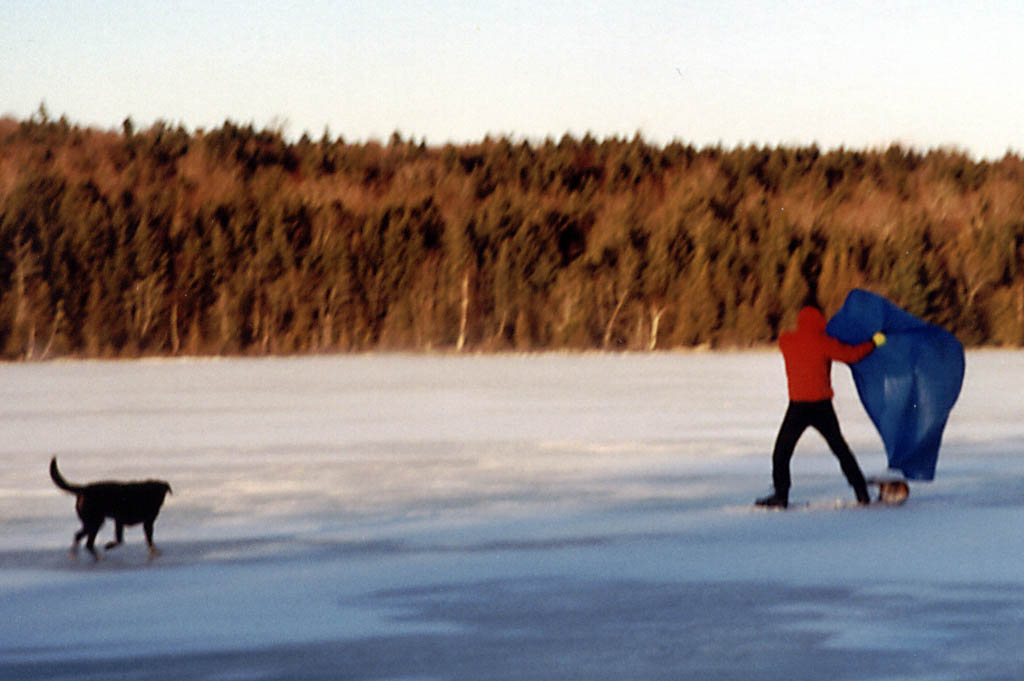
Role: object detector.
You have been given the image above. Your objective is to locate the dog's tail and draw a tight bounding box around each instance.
[49,457,83,494]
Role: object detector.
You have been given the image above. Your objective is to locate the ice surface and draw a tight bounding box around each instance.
[1,351,1023,680]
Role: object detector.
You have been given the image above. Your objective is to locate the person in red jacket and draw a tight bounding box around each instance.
[755,305,884,508]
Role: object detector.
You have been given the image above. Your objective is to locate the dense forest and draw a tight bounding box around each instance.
[1,108,1022,359]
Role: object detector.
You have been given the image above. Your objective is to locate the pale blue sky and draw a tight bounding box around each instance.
[3,1,1022,158]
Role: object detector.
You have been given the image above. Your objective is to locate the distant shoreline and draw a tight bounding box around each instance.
[2,114,1017,359]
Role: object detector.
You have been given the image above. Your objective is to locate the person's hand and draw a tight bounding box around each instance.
[872,331,887,347]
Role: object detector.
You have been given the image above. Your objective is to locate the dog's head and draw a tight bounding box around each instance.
[146,480,173,497]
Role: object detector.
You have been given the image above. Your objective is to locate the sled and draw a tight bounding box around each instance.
[866,475,910,505]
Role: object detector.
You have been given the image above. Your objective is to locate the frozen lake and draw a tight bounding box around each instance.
[1,351,1023,680]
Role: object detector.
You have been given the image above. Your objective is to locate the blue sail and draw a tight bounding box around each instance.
[825,290,965,481]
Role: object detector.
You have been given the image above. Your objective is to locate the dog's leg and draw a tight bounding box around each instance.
[85,533,101,561]
[104,522,125,551]
[143,520,161,558]
[82,519,104,561]
[71,527,88,557]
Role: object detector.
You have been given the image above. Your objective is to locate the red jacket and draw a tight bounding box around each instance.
[780,306,874,402]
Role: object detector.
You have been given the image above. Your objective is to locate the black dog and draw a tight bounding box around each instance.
[49,457,172,560]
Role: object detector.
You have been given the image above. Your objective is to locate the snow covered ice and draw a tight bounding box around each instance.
[1,351,1023,680]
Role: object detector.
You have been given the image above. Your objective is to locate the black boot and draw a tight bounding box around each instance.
[755,492,788,509]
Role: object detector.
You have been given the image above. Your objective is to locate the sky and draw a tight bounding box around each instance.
[2,0,1023,158]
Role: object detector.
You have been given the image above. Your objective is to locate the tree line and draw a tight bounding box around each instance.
[1,109,1022,359]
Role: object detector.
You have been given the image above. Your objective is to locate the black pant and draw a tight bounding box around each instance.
[772,400,867,498]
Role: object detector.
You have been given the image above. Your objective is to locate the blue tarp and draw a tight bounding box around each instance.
[826,289,965,481]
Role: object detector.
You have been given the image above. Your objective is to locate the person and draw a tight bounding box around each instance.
[755,305,885,509]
